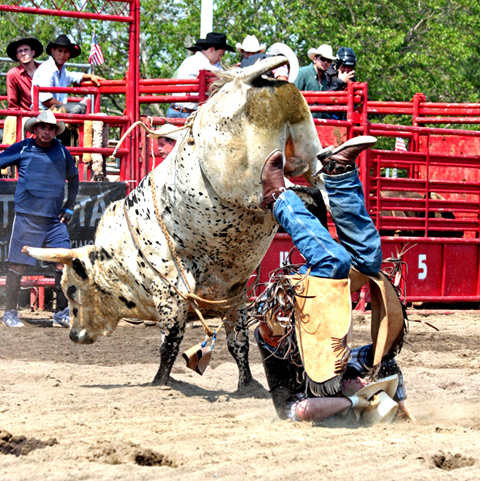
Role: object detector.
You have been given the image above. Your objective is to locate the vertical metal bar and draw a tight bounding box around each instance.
[360,82,368,125]
[347,82,354,121]
[78,123,85,180]
[39,286,45,311]
[94,92,100,113]
[32,85,39,111]
[16,115,22,142]
[198,70,207,104]
[425,132,430,236]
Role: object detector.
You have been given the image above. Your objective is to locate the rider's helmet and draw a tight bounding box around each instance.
[336,47,357,69]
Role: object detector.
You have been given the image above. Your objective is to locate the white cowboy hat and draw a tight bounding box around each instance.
[268,43,299,83]
[25,110,65,135]
[307,44,336,62]
[354,374,399,424]
[236,35,266,54]
[147,123,181,141]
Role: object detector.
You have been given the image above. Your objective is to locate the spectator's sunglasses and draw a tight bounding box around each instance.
[316,56,332,63]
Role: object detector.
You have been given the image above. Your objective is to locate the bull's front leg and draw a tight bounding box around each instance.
[152,293,189,386]
[224,306,253,389]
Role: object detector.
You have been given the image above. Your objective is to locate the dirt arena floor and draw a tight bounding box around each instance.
[1,308,480,480]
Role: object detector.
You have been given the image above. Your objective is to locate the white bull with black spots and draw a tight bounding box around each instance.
[23,57,323,389]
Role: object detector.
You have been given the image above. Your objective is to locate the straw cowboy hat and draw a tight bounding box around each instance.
[239,43,299,83]
[187,32,234,53]
[147,123,181,141]
[7,37,43,61]
[354,374,399,424]
[269,43,299,83]
[236,35,266,54]
[25,110,65,135]
[46,34,81,59]
[307,44,336,62]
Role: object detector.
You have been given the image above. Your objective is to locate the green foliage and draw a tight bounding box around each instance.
[1,0,479,115]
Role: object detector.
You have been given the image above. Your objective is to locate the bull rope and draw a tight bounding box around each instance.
[123,201,248,338]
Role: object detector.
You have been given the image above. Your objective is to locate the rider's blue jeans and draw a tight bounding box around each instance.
[273,169,382,279]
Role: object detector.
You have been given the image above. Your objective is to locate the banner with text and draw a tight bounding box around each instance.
[0,181,126,275]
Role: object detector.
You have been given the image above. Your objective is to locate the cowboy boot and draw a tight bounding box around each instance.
[315,136,377,176]
[259,149,286,211]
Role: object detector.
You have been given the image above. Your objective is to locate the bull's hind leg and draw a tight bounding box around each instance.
[152,293,189,386]
[224,306,253,389]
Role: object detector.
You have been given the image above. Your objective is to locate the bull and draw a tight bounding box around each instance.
[22,57,325,389]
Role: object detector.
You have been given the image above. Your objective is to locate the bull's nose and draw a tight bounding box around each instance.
[69,328,95,344]
[69,329,80,343]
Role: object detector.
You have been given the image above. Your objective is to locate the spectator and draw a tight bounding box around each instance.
[167,32,234,119]
[32,34,105,113]
[239,43,299,83]
[236,35,266,60]
[295,44,335,91]
[294,44,335,118]
[150,124,180,168]
[0,110,79,328]
[325,47,357,91]
[6,37,43,111]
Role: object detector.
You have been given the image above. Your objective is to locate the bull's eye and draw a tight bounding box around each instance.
[72,258,88,280]
[67,285,77,300]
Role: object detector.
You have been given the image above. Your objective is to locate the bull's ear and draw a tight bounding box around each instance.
[21,246,75,266]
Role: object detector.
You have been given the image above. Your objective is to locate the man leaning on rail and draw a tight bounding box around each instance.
[32,34,105,113]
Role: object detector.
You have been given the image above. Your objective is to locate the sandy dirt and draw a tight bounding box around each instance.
[1,308,480,480]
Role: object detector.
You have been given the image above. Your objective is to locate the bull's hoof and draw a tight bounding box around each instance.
[151,374,171,387]
[235,378,269,399]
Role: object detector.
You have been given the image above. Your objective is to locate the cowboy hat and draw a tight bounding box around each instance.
[240,45,299,84]
[187,32,234,53]
[25,110,65,136]
[268,43,299,83]
[7,38,43,62]
[46,34,81,59]
[236,35,266,54]
[147,123,181,141]
[354,374,399,424]
[307,44,336,62]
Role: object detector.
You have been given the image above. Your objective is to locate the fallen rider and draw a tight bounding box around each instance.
[253,137,415,424]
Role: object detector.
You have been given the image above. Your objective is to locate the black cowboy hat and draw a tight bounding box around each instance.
[7,37,43,61]
[186,32,234,53]
[46,34,81,59]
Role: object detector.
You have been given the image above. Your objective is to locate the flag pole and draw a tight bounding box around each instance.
[90,27,95,76]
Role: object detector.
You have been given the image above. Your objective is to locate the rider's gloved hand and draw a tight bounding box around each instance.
[59,202,75,224]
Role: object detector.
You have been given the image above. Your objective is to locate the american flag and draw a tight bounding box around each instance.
[395,137,407,152]
[89,32,104,66]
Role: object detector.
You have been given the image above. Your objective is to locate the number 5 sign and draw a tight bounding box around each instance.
[418,254,427,280]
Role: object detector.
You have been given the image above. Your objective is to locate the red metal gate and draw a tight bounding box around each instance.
[0,4,479,306]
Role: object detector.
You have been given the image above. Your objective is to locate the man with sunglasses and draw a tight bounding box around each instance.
[294,44,335,118]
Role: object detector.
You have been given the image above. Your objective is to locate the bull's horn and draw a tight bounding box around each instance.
[234,55,289,85]
[22,246,76,266]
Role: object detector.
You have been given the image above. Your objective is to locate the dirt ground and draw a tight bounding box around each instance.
[1,308,480,480]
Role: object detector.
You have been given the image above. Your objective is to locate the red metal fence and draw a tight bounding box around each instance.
[0,2,479,307]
